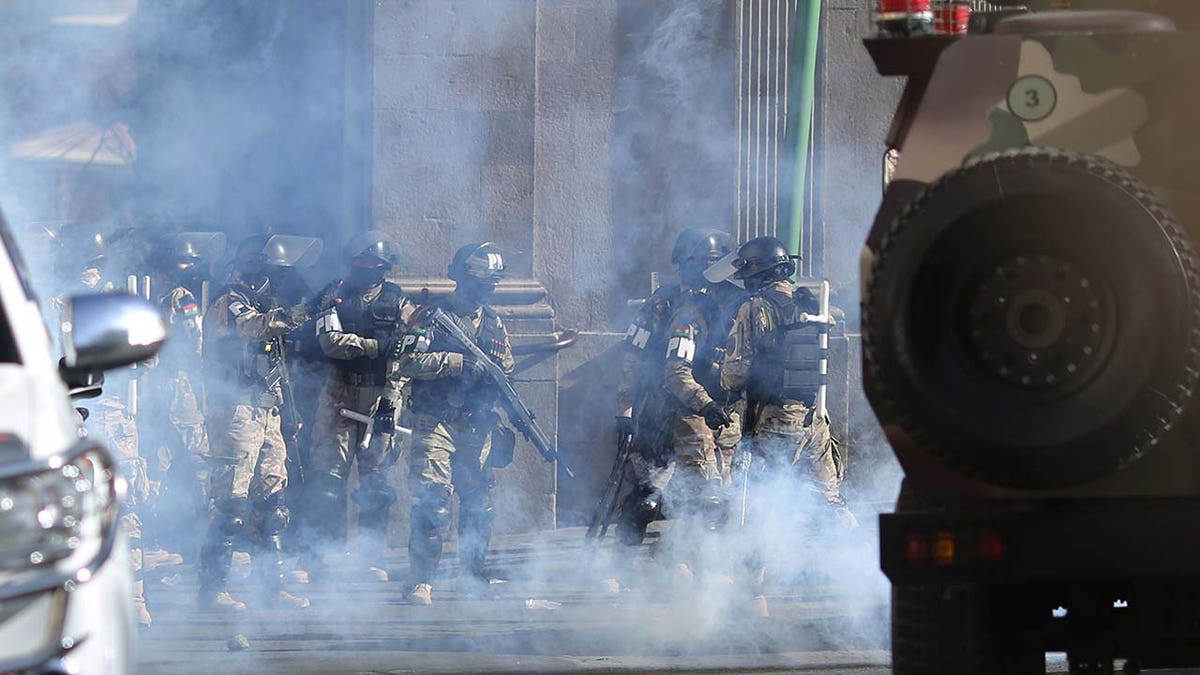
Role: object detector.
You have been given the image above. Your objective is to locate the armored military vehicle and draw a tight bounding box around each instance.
[863,1,1200,673]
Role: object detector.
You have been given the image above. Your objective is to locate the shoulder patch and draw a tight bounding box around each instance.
[315,307,342,335]
[666,334,697,362]
[625,323,652,350]
[228,301,253,318]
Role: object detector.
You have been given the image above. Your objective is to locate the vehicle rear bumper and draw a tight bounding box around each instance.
[881,497,1200,585]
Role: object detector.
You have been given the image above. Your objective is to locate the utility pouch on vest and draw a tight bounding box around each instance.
[487,426,517,469]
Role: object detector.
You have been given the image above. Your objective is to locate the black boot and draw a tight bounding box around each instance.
[352,471,397,582]
[407,485,451,605]
[299,473,348,579]
[458,490,496,590]
[252,494,309,609]
[198,498,246,612]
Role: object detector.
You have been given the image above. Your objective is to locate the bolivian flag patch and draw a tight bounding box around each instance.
[182,302,200,318]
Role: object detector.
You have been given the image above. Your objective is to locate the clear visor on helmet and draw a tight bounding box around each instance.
[261,235,323,268]
[175,232,227,262]
[703,251,744,286]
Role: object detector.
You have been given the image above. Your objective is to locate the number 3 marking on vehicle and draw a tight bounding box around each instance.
[1007,75,1056,122]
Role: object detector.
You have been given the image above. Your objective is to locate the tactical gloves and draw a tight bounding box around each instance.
[461,355,490,382]
[384,336,405,361]
[700,402,733,430]
[373,399,397,437]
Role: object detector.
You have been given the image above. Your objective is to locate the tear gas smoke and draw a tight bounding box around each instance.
[0,0,900,670]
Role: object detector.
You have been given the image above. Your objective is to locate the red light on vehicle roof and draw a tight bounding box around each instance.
[878,0,932,11]
[934,3,971,35]
[876,0,934,37]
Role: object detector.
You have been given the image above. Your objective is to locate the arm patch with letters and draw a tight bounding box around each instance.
[397,329,431,354]
[315,307,343,335]
[228,301,253,319]
[625,323,652,350]
[666,326,697,362]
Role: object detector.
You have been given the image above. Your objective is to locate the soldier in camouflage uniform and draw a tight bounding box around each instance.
[660,230,745,576]
[305,231,415,581]
[197,234,320,612]
[713,236,855,616]
[395,242,516,606]
[142,232,223,558]
[53,225,155,629]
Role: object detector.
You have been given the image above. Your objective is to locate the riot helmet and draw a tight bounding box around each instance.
[705,236,797,292]
[233,233,323,296]
[52,223,110,289]
[671,228,734,288]
[448,242,507,304]
[162,231,226,288]
[344,230,401,289]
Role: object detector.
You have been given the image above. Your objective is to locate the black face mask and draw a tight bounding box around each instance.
[683,256,724,289]
[458,277,499,305]
[347,266,387,290]
[170,263,202,291]
[239,262,271,296]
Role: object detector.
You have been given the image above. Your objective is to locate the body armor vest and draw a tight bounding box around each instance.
[207,285,283,406]
[689,291,737,404]
[631,285,682,397]
[333,281,406,375]
[750,286,827,406]
[409,301,508,415]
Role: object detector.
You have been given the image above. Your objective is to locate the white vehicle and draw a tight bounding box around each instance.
[0,218,165,673]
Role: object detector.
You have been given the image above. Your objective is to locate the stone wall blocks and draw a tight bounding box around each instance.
[482,164,534,223]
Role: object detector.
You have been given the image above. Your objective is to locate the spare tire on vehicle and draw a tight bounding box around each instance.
[863,147,1200,488]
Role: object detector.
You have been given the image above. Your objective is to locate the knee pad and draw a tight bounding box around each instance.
[213,498,247,539]
[351,471,398,512]
[412,485,452,535]
[305,472,347,509]
[459,490,495,526]
[254,493,290,537]
[635,486,661,523]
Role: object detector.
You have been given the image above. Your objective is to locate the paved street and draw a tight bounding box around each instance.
[137,524,894,674]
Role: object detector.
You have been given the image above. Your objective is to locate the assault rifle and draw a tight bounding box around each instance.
[586,427,633,540]
[428,307,574,478]
[272,335,305,485]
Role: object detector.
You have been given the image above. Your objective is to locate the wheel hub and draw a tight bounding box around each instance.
[968,254,1110,389]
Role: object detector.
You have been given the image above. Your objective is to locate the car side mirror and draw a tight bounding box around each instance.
[60,293,167,373]
[58,358,104,400]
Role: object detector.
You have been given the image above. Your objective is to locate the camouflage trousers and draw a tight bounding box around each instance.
[143,373,210,553]
[95,397,148,602]
[406,410,502,583]
[752,403,842,492]
[623,413,742,520]
[206,404,288,502]
[743,401,854,528]
[669,411,742,486]
[309,378,400,480]
[305,377,402,564]
[407,411,496,498]
[656,412,743,569]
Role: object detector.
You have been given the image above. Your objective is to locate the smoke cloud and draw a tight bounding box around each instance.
[0,1,898,671]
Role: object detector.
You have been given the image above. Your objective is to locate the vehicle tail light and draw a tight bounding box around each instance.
[905,533,930,565]
[978,530,1005,564]
[933,531,956,566]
